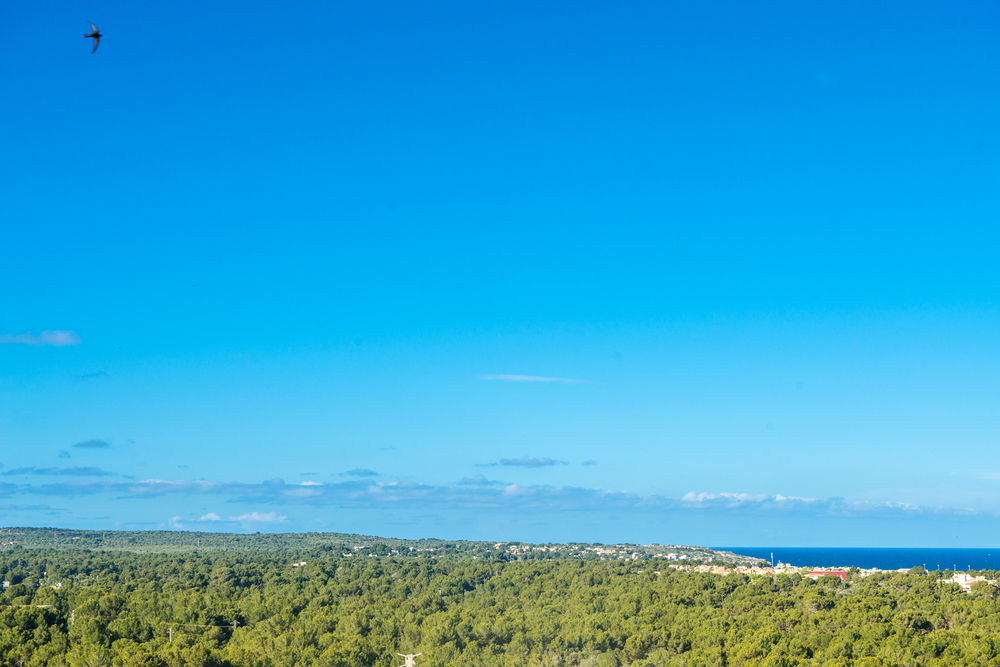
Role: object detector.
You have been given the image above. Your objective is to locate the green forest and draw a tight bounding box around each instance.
[2,530,1000,665]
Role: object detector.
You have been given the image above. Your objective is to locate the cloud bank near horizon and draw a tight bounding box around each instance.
[3,470,990,545]
[0,331,81,346]
[0,473,957,519]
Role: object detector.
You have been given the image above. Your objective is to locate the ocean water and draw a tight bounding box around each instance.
[717,547,1000,572]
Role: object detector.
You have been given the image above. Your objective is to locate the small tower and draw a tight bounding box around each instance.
[397,653,422,667]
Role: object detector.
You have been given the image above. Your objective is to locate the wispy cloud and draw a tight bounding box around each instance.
[339,468,378,477]
[73,439,110,449]
[199,512,222,521]
[458,474,506,486]
[0,331,81,346]
[678,490,922,513]
[682,491,773,505]
[0,504,60,512]
[2,466,115,477]
[681,491,826,507]
[480,374,587,384]
[582,459,598,466]
[232,511,286,523]
[479,457,569,468]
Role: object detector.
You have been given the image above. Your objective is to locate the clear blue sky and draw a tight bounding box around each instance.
[3,0,1000,546]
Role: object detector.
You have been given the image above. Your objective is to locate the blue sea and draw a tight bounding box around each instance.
[717,548,1000,572]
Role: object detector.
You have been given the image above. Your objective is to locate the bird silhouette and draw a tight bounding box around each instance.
[84,22,101,53]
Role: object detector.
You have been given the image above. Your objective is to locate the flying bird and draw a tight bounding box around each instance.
[84,22,101,53]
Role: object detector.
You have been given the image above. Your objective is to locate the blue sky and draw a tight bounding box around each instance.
[3,0,1000,546]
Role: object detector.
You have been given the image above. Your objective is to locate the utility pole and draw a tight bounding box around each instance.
[397,653,422,667]
[168,627,173,643]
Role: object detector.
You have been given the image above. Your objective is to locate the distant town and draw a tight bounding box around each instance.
[664,562,997,593]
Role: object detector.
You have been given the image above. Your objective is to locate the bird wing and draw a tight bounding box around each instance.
[90,22,98,33]
[91,35,99,53]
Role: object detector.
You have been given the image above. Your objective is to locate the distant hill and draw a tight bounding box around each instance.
[0,526,762,564]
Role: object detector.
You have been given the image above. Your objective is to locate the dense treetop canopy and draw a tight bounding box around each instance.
[1,529,999,665]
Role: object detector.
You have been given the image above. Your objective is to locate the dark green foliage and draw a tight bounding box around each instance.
[1,533,998,665]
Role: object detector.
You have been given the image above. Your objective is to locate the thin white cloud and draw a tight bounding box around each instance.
[231,511,287,523]
[199,512,222,521]
[127,479,221,495]
[879,500,920,511]
[480,374,587,384]
[773,494,820,503]
[682,491,768,504]
[0,331,81,346]
[681,491,822,506]
[478,457,568,468]
[681,491,821,505]
[680,490,924,513]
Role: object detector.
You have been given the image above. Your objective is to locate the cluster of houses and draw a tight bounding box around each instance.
[665,563,998,594]
[490,542,727,562]
[494,543,650,559]
[941,572,997,593]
